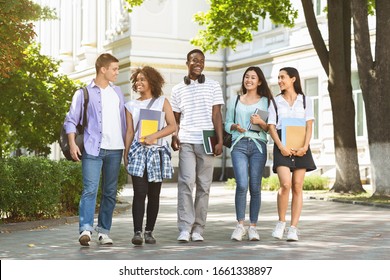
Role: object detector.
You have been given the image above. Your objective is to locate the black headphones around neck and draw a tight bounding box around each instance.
[184,74,205,85]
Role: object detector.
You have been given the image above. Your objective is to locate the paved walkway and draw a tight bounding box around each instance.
[1,182,390,260]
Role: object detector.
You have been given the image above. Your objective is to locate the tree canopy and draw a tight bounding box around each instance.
[0,1,54,78]
[0,43,82,157]
[124,0,298,53]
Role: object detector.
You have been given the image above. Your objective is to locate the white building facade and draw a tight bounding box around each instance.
[33,0,371,181]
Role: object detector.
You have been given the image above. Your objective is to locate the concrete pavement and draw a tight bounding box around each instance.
[1,182,390,260]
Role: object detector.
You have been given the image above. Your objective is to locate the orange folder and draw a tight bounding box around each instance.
[281,118,306,150]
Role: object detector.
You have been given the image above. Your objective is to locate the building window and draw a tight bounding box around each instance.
[305,78,319,140]
[352,72,366,137]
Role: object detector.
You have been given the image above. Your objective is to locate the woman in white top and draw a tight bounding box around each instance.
[267,67,316,242]
[124,66,176,245]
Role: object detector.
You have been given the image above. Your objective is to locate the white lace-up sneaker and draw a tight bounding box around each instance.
[98,233,113,245]
[272,221,286,239]
[248,226,260,241]
[286,226,299,241]
[191,232,204,242]
[177,231,190,242]
[231,224,247,241]
[78,230,91,246]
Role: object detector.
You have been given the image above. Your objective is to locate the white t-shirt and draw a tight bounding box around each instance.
[171,78,224,144]
[268,94,315,130]
[100,85,125,149]
[125,96,166,146]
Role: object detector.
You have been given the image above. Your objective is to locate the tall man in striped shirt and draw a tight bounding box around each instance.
[171,49,224,242]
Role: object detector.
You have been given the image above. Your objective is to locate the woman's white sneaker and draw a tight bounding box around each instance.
[271,221,286,239]
[248,226,260,241]
[286,226,299,241]
[231,224,247,241]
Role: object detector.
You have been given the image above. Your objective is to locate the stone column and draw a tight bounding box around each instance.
[81,0,98,66]
[59,0,74,73]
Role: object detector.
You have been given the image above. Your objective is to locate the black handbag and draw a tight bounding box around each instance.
[59,87,89,161]
[223,95,239,148]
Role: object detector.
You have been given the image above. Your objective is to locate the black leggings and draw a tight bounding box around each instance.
[131,172,162,233]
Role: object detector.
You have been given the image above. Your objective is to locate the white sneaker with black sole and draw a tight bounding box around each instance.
[98,233,113,245]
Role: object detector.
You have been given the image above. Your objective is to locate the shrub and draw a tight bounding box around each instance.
[225,174,329,191]
[0,157,128,222]
[58,159,127,215]
[0,157,62,220]
[262,175,280,191]
[0,159,16,219]
[58,160,83,214]
[303,175,330,190]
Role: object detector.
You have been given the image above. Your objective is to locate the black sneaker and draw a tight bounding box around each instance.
[144,231,156,244]
[132,231,143,245]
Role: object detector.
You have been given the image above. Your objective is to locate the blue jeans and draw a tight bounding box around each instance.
[231,138,267,224]
[79,149,123,234]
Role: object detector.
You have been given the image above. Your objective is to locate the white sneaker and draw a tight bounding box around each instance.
[231,224,247,241]
[79,230,91,246]
[98,233,113,245]
[272,221,286,239]
[248,226,260,241]
[286,226,299,241]
[177,231,190,242]
[191,232,204,242]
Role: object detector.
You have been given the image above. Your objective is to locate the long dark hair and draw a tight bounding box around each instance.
[240,66,274,105]
[279,67,304,95]
[131,66,165,98]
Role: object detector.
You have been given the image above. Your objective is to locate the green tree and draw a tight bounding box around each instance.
[300,0,364,194]
[0,43,83,157]
[0,0,54,78]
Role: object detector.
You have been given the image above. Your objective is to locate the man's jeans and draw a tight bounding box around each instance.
[231,138,267,224]
[79,149,123,234]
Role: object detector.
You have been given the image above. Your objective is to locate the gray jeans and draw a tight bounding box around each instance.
[177,143,215,234]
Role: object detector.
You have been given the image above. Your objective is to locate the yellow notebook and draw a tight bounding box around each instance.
[139,119,159,144]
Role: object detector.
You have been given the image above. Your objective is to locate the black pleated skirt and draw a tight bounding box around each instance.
[272,130,316,173]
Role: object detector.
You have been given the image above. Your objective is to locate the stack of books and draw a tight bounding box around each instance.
[202,129,217,155]
[138,108,165,146]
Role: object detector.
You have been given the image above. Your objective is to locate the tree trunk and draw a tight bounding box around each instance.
[302,0,364,193]
[328,0,364,193]
[352,0,390,197]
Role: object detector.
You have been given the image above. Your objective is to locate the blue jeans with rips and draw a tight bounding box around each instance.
[231,138,267,224]
[79,149,123,234]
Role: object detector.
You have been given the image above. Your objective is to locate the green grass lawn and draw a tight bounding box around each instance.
[306,190,390,206]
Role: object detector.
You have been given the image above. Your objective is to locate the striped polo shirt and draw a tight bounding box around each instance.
[171,78,224,144]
